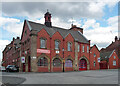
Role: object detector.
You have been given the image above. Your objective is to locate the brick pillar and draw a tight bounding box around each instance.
[74,42,79,71]
[30,30,38,72]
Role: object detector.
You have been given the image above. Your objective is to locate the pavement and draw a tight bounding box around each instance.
[0,69,119,85]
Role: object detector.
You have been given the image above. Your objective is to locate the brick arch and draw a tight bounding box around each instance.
[51,55,63,72]
[37,54,50,72]
[65,55,74,61]
[79,56,90,70]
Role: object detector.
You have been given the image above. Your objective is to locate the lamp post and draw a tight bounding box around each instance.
[62,48,64,72]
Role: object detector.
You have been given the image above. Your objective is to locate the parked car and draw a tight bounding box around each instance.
[6,65,19,72]
[0,66,6,72]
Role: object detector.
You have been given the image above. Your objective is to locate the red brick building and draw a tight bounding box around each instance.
[19,11,91,72]
[100,50,119,69]
[2,11,104,72]
[100,36,120,68]
[90,45,100,70]
[2,37,21,67]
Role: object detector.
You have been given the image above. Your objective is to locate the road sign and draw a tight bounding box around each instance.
[21,57,25,63]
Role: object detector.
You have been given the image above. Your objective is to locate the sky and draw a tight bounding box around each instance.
[0,0,119,63]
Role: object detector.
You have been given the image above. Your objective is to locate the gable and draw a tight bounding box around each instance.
[21,20,30,42]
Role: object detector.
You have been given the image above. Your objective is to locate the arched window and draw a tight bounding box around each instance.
[65,59,73,67]
[53,58,61,67]
[38,57,48,66]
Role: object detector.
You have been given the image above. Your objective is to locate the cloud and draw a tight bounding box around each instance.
[2,2,116,20]
[82,16,118,49]
[0,17,23,37]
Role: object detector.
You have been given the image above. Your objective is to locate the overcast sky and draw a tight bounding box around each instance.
[0,0,119,62]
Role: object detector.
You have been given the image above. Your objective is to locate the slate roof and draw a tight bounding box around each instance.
[100,50,114,60]
[26,20,89,44]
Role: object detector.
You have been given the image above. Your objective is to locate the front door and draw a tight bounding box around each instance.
[79,59,87,71]
[28,56,31,72]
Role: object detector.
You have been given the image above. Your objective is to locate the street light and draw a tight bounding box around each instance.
[62,48,64,72]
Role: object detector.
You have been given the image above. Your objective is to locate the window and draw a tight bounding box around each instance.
[38,57,48,66]
[94,53,96,57]
[114,56,116,59]
[68,42,72,51]
[87,46,89,53]
[40,38,46,48]
[113,61,116,66]
[94,61,96,67]
[78,45,80,52]
[55,40,60,50]
[53,58,61,67]
[65,59,73,67]
[82,45,84,52]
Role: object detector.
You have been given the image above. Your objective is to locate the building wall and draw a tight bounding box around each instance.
[2,37,21,68]
[90,46,100,70]
[20,21,31,72]
[108,51,118,69]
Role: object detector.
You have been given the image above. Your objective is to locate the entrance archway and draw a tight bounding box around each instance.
[79,59,87,70]
[79,56,89,71]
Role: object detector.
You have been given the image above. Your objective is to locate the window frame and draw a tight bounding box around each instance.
[40,38,47,49]
[87,46,89,53]
[55,39,60,50]
[67,42,72,51]
[113,60,116,66]
[38,57,48,67]
[82,45,85,52]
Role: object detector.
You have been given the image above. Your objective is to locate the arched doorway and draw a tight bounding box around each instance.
[52,58,62,72]
[37,57,49,72]
[65,59,73,71]
[79,59,87,71]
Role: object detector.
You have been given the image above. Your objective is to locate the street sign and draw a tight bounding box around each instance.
[37,49,50,54]
[21,57,25,63]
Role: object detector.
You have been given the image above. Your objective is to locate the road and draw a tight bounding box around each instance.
[0,69,119,85]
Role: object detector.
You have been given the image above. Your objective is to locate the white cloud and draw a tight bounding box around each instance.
[82,16,118,49]
[0,17,23,37]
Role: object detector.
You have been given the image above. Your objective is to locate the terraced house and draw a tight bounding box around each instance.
[19,11,92,72]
